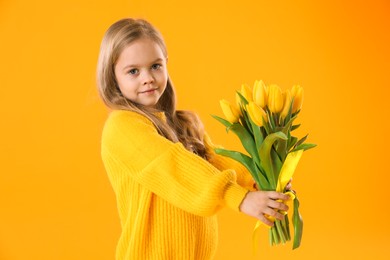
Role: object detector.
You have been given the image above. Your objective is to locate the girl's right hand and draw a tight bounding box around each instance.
[239,191,290,226]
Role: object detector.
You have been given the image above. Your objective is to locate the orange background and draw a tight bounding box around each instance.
[1,0,389,259]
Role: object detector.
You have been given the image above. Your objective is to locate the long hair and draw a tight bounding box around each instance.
[97,18,209,159]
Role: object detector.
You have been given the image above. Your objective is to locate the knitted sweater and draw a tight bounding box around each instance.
[101,110,255,260]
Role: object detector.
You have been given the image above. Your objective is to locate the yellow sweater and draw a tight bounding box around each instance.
[101,110,254,260]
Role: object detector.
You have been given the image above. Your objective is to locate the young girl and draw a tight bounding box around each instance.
[97,18,290,260]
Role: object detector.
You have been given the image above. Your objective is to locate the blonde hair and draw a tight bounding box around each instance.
[97,18,209,158]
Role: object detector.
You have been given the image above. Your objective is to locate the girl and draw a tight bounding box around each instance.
[97,18,290,260]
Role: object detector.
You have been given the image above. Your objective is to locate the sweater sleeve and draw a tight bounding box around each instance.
[203,133,256,191]
[101,110,249,216]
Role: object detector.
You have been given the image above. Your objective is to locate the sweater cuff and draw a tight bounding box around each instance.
[223,182,250,212]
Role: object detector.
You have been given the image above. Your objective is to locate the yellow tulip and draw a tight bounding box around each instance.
[240,84,253,102]
[253,80,267,108]
[267,84,284,113]
[280,89,292,119]
[246,102,268,126]
[220,99,240,123]
[291,85,304,113]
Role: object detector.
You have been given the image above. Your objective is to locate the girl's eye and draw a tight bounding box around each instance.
[128,69,138,75]
[151,64,161,70]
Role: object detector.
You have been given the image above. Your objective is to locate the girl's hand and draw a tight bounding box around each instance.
[285,178,293,191]
[239,191,290,226]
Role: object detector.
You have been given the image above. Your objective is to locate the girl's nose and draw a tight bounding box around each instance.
[142,72,154,85]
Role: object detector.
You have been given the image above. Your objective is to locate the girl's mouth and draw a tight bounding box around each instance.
[140,88,158,94]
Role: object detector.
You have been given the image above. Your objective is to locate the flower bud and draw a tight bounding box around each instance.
[253,80,267,108]
[280,89,292,119]
[220,99,240,123]
[247,102,268,126]
[268,84,284,113]
[240,84,253,102]
[291,85,304,113]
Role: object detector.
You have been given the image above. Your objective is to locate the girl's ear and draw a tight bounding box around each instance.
[166,56,168,64]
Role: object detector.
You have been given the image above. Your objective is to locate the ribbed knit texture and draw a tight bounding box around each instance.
[101,110,254,260]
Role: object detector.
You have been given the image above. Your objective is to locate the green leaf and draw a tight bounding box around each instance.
[288,136,298,151]
[236,93,254,135]
[214,148,262,186]
[294,134,308,149]
[259,132,287,188]
[291,124,301,131]
[255,163,271,190]
[211,114,232,129]
[282,115,297,134]
[292,193,303,249]
[292,109,301,118]
[292,143,317,152]
[241,109,254,136]
[229,123,260,165]
[236,91,249,105]
[269,113,276,131]
[276,115,297,161]
[271,148,283,178]
[263,119,272,135]
[247,113,264,154]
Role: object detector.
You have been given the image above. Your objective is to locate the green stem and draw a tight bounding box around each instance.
[284,215,291,241]
[269,229,274,246]
[271,226,280,245]
[275,220,287,244]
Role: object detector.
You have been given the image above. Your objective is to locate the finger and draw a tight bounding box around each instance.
[267,191,290,201]
[268,200,289,211]
[263,207,285,221]
[285,182,292,191]
[258,213,274,227]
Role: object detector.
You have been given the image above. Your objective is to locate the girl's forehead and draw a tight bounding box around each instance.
[116,38,166,67]
[122,38,164,55]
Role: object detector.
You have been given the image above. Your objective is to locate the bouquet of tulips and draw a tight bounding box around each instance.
[212,80,316,249]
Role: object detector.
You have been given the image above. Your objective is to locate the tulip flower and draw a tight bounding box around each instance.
[240,84,253,102]
[280,90,292,119]
[268,84,284,113]
[253,80,267,108]
[247,102,268,126]
[220,99,240,123]
[291,85,304,113]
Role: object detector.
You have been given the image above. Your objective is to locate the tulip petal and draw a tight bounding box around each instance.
[220,99,240,123]
[253,80,267,108]
[241,84,253,102]
[268,84,284,114]
[276,150,303,192]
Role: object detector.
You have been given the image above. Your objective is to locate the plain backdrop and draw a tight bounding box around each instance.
[1,0,389,259]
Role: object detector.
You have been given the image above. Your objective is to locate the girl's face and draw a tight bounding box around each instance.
[114,38,168,108]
